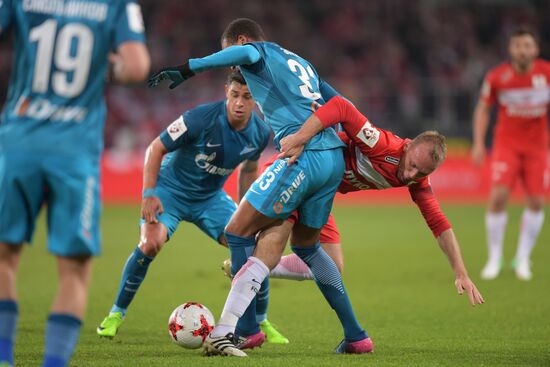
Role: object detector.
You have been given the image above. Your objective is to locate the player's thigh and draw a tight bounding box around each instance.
[0,152,45,245]
[298,149,345,229]
[521,150,548,209]
[45,156,101,257]
[194,191,238,244]
[490,148,520,191]
[244,157,308,220]
[488,148,519,211]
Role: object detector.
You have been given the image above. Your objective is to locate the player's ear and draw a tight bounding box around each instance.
[237,35,248,45]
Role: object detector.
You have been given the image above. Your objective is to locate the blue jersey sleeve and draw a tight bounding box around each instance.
[189,45,261,73]
[159,108,205,151]
[319,79,341,101]
[113,0,146,49]
[0,0,13,33]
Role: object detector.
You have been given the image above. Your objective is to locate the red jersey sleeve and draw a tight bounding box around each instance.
[480,69,498,106]
[314,96,383,151]
[409,179,452,238]
[314,96,367,136]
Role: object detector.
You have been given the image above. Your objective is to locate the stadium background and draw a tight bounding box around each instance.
[1,0,550,203]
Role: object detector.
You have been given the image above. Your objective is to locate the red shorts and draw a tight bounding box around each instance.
[491,147,549,195]
[262,154,341,244]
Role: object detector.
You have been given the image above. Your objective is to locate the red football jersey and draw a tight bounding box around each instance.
[314,96,451,237]
[480,59,550,149]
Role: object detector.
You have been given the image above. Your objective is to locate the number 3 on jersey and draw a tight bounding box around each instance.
[287,59,321,101]
[29,19,93,98]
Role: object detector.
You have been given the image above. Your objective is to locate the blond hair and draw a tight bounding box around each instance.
[411,131,447,165]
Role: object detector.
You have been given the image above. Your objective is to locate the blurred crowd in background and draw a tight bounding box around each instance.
[1,0,549,156]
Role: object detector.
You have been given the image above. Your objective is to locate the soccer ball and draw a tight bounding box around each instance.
[168,302,215,349]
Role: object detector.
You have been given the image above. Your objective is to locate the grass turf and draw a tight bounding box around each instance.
[13,204,550,366]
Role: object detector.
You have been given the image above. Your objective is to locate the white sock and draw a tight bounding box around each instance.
[211,257,270,338]
[270,254,313,281]
[486,211,508,263]
[515,209,544,262]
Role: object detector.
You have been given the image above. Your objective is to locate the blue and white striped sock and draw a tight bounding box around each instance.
[292,242,368,342]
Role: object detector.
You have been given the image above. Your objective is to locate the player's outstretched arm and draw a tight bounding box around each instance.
[141,137,168,224]
[278,114,323,164]
[148,45,261,89]
[279,96,366,164]
[437,229,485,306]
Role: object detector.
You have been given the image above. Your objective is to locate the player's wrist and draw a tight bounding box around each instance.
[142,188,157,198]
[176,61,195,80]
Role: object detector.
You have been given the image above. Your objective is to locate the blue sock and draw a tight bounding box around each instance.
[255,278,269,324]
[0,300,17,365]
[42,313,82,367]
[225,232,261,337]
[111,247,154,316]
[292,243,368,342]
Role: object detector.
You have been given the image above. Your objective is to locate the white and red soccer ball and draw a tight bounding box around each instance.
[168,302,215,349]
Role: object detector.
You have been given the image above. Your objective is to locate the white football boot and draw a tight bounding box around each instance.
[480,258,503,280]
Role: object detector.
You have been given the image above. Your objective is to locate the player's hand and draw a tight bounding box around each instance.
[454,276,484,306]
[147,62,195,89]
[141,197,164,224]
[278,133,306,165]
[471,144,486,166]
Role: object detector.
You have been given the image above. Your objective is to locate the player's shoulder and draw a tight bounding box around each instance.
[534,58,550,73]
[183,101,224,127]
[485,62,511,80]
[186,100,224,117]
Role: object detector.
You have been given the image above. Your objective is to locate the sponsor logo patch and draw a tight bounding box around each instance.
[384,156,399,165]
[166,116,187,141]
[356,120,380,148]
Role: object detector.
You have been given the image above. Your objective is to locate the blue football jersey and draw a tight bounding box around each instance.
[239,42,345,151]
[158,101,271,202]
[0,0,146,157]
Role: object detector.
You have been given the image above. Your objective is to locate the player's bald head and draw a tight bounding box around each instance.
[221,18,266,47]
[410,131,447,167]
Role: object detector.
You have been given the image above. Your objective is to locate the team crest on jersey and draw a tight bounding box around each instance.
[384,156,399,165]
[532,74,547,88]
[356,120,380,148]
[166,116,187,141]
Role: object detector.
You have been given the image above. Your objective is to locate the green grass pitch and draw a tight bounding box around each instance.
[13,204,550,366]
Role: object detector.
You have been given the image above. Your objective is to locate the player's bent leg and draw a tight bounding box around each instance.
[482,185,511,280]
[97,223,166,339]
[290,223,370,352]
[210,221,286,352]
[253,223,291,345]
[42,255,91,367]
[0,244,23,367]
[222,199,280,340]
[513,195,545,281]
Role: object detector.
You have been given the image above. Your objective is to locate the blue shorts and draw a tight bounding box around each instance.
[140,185,237,242]
[0,152,101,256]
[245,148,344,229]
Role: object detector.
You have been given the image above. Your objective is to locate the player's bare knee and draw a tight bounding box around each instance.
[139,236,165,257]
[524,194,544,211]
